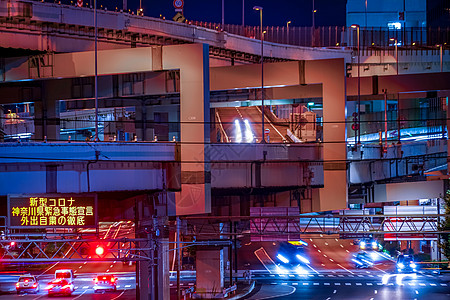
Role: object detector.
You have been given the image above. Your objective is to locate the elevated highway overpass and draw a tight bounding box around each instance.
[0,6,450,297]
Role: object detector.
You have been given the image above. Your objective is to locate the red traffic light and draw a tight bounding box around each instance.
[95,245,105,256]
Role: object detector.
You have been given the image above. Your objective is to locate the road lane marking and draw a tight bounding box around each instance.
[281,283,287,285]
[323,254,327,257]
[111,288,127,300]
[367,283,373,286]
[325,242,329,246]
[292,283,298,286]
[345,283,351,286]
[374,290,377,294]
[329,259,334,262]
[313,283,319,285]
[340,245,344,248]
[430,283,436,286]
[72,290,88,300]
[419,283,426,286]
[333,290,337,294]
[306,265,319,274]
[334,283,340,285]
[345,250,350,253]
[335,239,339,242]
[373,266,387,274]
[324,283,330,285]
[313,244,317,248]
[440,283,448,286]
[125,285,131,288]
[303,283,309,286]
[356,283,362,286]
[83,286,89,289]
[336,264,354,274]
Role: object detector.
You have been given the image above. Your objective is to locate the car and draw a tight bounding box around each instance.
[359,239,382,251]
[275,241,310,274]
[16,274,39,294]
[93,274,117,292]
[46,279,74,296]
[352,252,374,268]
[396,254,417,273]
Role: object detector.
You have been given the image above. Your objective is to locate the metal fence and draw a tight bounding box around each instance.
[191,21,450,49]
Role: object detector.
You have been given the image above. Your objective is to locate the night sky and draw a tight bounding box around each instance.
[102,0,347,27]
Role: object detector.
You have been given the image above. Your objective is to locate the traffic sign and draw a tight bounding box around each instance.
[173,0,184,9]
[172,12,186,23]
[7,194,97,229]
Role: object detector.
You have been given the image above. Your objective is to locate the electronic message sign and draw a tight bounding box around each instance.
[7,194,97,229]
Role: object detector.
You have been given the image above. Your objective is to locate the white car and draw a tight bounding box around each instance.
[16,274,39,294]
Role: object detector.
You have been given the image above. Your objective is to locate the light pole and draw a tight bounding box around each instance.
[286,20,291,44]
[94,0,98,141]
[222,0,224,29]
[312,0,316,46]
[242,0,245,26]
[253,6,265,143]
[351,24,360,145]
[437,44,443,72]
[390,37,398,75]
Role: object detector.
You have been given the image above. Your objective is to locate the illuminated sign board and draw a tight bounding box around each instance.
[7,194,97,229]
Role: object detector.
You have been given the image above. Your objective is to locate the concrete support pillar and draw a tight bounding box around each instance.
[305,59,347,211]
[138,259,150,300]
[135,103,154,141]
[195,248,224,298]
[33,81,63,141]
[156,238,170,299]
[163,44,211,215]
[33,99,60,141]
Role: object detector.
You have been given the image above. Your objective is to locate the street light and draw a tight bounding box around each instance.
[437,44,443,72]
[242,0,245,26]
[390,37,398,75]
[286,20,291,44]
[253,6,265,143]
[312,0,316,46]
[351,24,361,145]
[94,0,99,141]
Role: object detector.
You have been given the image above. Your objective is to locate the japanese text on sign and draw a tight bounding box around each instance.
[8,195,97,228]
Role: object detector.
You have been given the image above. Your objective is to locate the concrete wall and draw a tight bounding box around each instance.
[374,180,443,202]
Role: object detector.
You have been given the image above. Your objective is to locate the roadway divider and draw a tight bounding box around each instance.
[223,284,237,297]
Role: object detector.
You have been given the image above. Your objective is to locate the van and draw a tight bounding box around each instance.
[54,269,75,282]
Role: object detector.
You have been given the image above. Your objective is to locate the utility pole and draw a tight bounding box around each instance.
[176,217,181,300]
